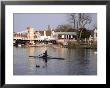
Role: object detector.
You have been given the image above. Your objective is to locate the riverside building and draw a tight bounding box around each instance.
[13,26,78,45]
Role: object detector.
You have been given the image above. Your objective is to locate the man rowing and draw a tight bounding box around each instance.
[42,50,48,63]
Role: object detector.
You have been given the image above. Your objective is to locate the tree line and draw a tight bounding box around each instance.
[46,13,96,40]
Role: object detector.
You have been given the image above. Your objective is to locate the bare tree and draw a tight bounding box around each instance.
[79,13,92,28]
[93,23,97,30]
[70,13,92,29]
[69,13,92,40]
[70,14,76,29]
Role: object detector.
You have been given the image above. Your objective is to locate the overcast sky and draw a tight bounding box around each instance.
[14,13,97,32]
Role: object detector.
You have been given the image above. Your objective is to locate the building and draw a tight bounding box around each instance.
[51,31,77,40]
[14,26,77,45]
[50,31,77,45]
[88,28,97,45]
[93,28,97,42]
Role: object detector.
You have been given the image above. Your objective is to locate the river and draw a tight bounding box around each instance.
[13,46,97,75]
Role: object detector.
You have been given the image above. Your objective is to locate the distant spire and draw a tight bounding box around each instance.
[48,25,51,30]
[44,30,46,36]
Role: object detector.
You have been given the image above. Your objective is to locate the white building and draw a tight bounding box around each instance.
[93,28,97,42]
[51,31,77,40]
[14,26,77,42]
[88,28,97,44]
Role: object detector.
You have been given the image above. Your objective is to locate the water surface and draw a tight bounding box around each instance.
[13,47,97,75]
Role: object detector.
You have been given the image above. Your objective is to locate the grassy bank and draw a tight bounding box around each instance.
[67,41,97,49]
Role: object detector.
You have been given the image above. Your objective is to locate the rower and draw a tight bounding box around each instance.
[43,50,48,63]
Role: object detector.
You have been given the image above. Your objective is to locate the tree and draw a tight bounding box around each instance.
[69,13,92,39]
[70,13,92,29]
[69,14,76,29]
[46,25,51,36]
[55,24,76,32]
[79,13,92,28]
[78,28,91,40]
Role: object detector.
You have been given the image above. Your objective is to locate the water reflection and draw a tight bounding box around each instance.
[13,47,97,75]
[27,47,35,56]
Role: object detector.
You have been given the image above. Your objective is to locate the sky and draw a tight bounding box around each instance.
[14,13,97,32]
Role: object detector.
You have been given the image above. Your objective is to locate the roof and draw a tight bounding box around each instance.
[54,32,77,35]
[37,31,51,36]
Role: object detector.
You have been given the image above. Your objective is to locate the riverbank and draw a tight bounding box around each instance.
[67,41,97,49]
[14,40,97,49]
[14,43,97,50]
[68,44,97,49]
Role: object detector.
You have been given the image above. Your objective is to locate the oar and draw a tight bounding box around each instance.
[29,53,43,57]
[44,55,65,60]
[29,56,37,58]
[48,57,65,60]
